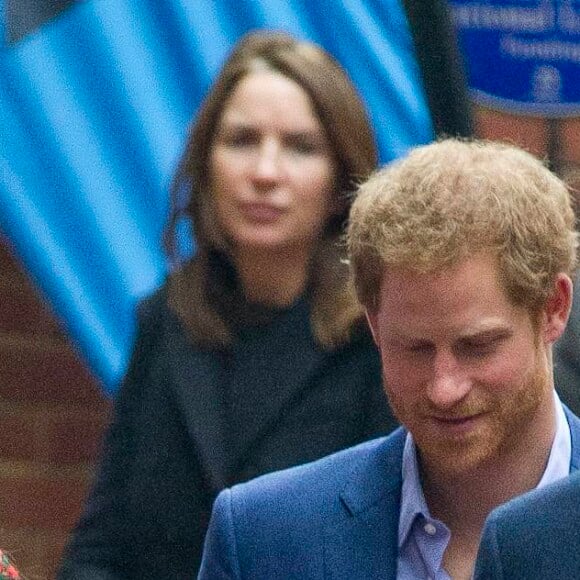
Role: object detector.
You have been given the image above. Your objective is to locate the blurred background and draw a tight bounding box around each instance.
[0,1,578,576]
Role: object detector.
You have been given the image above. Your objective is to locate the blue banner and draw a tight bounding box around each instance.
[451,0,580,116]
[1,0,467,393]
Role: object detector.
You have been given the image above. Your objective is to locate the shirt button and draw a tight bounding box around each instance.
[423,522,437,536]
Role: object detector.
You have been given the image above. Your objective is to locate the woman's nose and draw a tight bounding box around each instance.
[252,139,282,184]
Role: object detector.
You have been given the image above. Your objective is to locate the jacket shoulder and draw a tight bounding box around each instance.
[478,471,580,577]
[230,428,406,515]
[489,470,580,532]
[202,430,406,579]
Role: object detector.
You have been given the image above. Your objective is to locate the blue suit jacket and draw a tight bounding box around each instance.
[199,407,580,579]
[474,469,580,579]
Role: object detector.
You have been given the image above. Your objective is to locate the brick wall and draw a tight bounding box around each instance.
[475,107,580,202]
[0,237,111,579]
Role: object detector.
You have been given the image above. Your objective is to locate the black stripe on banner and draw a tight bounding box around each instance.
[6,0,76,44]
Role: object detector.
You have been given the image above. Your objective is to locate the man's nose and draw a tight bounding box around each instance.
[426,353,471,409]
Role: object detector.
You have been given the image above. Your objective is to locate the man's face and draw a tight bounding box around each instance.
[367,253,562,475]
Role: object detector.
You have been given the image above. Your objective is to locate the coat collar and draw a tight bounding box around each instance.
[168,297,325,491]
[170,343,231,491]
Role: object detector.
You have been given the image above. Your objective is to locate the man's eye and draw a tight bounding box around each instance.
[462,341,498,357]
[407,343,433,355]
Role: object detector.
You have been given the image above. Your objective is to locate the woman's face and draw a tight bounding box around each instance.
[209,70,336,257]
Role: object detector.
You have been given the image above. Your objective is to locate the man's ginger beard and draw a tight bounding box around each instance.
[386,346,553,475]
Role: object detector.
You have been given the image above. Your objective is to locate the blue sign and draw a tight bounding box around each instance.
[451,0,580,116]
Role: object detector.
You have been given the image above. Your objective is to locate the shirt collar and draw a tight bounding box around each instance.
[398,432,428,548]
[537,389,571,488]
[398,389,571,548]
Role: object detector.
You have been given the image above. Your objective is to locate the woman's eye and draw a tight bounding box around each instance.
[289,140,317,154]
[217,128,258,148]
[226,133,255,147]
[285,135,325,155]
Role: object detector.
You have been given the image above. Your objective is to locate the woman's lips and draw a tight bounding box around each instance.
[240,202,285,222]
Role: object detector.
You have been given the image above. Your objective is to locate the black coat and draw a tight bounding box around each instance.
[58,289,397,579]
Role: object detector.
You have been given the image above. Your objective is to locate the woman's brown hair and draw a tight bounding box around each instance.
[164,30,377,349]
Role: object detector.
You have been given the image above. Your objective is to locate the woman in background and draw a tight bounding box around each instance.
[59,31,397,579]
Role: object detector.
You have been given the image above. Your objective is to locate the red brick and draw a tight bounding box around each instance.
[0,235,112,578]
[475,106,549,158]
[561,118,580,165]
[0,470,93,530]
[0,280,64,337]
[0,407,37,461]
[0,236,23,278]
[0,403,110,464]
[0,339,108,406]
[47,410,110,465]
[39,531,70,580]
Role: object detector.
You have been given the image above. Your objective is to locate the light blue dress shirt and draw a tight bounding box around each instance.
[397,391,572,580]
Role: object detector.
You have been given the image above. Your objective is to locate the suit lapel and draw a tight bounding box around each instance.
[324,430,406,580]
[167,297,325,491]
[169,332,232,492]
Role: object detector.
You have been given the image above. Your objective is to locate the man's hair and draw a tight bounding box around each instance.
[348,138,578,313]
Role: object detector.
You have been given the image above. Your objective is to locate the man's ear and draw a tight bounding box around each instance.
[365,307,380,347]
[542,273,573,345]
